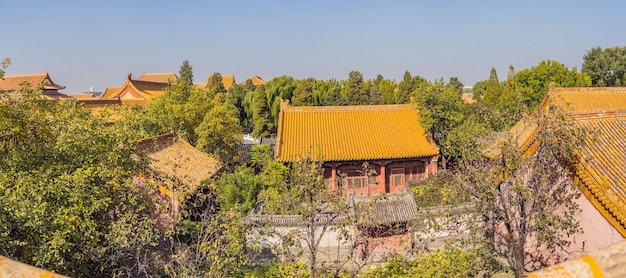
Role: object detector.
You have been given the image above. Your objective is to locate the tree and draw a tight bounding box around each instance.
[166,206,248,277]
[483,67,502,108]
[512,60,591,110]
[462,105,588,277]
[227,83,252,129]
[471,79,488,102]
[367,81,385,105]
[345,70,368,105]
[264,76,297,129]
[0,57,9,79]
[179,60,193,85]
[378,78,397,104]
[324,84,347,106]
[251,85,272,138]
[195,93,243,165]
[415,78,465,169]
[0,87,163,277]
[208,72,227,94]
[397,71,415,104]
[447,76,464,93]
[291,78,315,106]
[582,46,626,87]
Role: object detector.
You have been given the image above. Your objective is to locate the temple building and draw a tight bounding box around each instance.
[274,102,439,195]
[99,73,173,106]
[0,71,70,100]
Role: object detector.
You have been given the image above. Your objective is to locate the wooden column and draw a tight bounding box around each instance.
[380,161,388,193]
[331,164,337,189]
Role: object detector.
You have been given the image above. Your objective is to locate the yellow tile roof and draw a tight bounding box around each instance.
[574,115,626,237]
[138,133,221,186]
[0,71,65,91]
[275,103,439,162]
[488,86,626,237]
[100,74,169,106]
[239,75,266,86]
[137,72,178,83]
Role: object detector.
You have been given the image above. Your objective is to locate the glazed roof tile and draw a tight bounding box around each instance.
[137,72,178,83]
[489,86,626,237]
[0,72,65,91]
[275,103,439,162]
[138,133,220,186]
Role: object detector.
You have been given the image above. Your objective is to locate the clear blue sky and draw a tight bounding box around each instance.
[2,0,625,94]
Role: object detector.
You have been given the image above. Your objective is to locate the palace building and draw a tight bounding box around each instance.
[274,102,439,195]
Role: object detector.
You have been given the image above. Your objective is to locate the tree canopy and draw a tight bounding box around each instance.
[582,46,626,87]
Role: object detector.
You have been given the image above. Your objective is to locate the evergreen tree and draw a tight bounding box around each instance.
[397,71,414,104]
[345,70,368,105]
[208,72,227,94]
[368,82,384,105]
[179,60,193,85]
[507,64,516,80]
[251,85,272,138]
[291,78,315,106]
[483,67,502,107]
[324,86,347,106]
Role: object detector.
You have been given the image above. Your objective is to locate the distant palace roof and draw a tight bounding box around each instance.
[100,73,169,106]
[487,86,626,237]
[195,74,236,90]
[275,103,439,162]
[137,72,178,83]
[0,71,70,100]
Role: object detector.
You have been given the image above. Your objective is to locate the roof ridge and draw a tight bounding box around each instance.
[286,104,415,112]
[2,72,48,78]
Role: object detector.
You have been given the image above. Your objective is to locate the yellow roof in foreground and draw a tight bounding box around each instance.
[275,103,439,162]
[488,86,626,237]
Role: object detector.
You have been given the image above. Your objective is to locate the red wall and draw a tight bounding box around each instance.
[325,156,437,195]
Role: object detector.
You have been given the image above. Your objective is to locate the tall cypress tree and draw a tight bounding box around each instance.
[483,67,502,108]
[179,60,193,85]
[345,70,368,105]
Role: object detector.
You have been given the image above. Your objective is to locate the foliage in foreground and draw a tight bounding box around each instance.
[361,249,482,278]
[411,171,472,207]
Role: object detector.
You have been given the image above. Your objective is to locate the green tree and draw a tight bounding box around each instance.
[251,85,272,138]
[291,78,315,106]
[345,70,368,105]
[0,88,162,277]
[227,83,252,129]
[471,79,488,102]
[582,46,626,87]
[397,71,415,104]
[179,60,193,85]
[323,84,347,106]
[166,208,248,278]
[208,72,227,94]
[195,93,243,165]
[264,75,297,129]
[483,67,502,108]
[513,60,591,110]
[378,78,397,104]
[368,81,385,105]
[415,78,464,169]
[447,76,464,93]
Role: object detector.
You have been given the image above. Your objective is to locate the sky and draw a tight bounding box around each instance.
[2,0,626,94]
